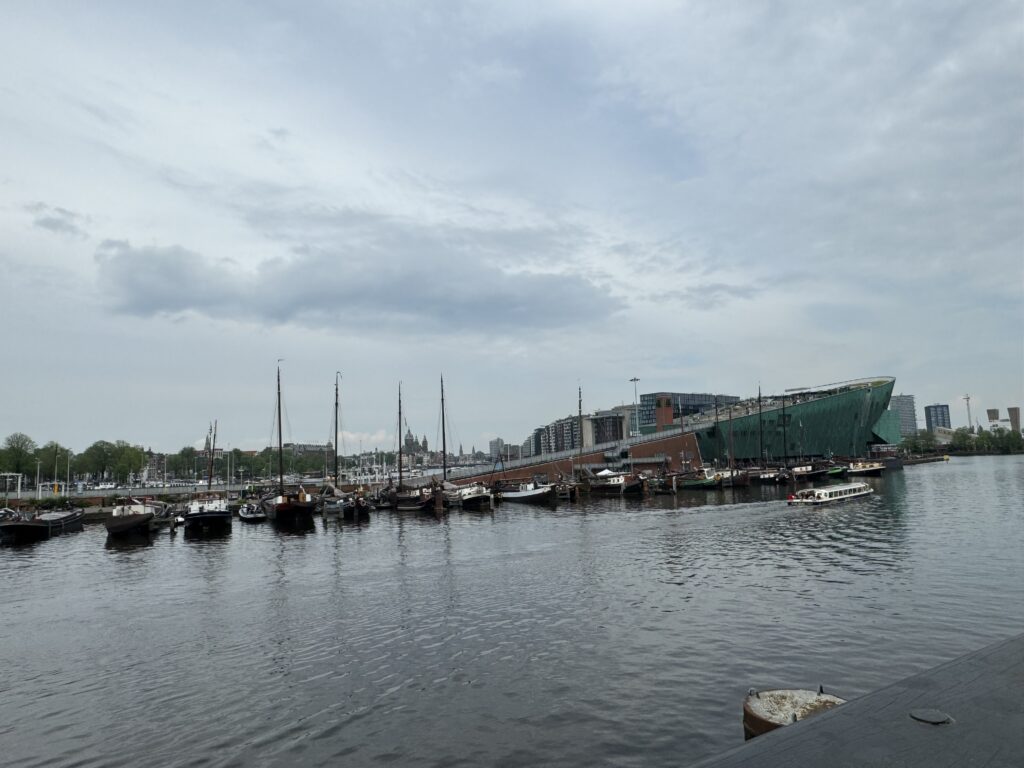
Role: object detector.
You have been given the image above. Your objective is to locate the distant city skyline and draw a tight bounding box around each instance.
[1,4,1021,454]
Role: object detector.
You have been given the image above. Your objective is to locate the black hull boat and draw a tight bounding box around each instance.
[261,495,317,528]
[105,512,154,538]
[1,508,84,545]
[183,510,233,535]
[342,497,373,521]
[495,481,557,505]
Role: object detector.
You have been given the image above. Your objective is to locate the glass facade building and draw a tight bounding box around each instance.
[924,404,951,433]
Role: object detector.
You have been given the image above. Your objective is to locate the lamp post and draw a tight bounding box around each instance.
[629,377,640,437]
[35,458,41,500]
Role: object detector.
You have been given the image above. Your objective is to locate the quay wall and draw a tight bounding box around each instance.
[449,431,703,484]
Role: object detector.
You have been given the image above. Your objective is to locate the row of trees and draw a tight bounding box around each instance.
[1,433,149,486]
[0,432,417,487]
[901,427,1023,455]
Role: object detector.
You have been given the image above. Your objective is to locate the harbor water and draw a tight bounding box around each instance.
[2,456,1022,767]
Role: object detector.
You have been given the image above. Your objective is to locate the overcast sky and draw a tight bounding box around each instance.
[1,1,1021,454]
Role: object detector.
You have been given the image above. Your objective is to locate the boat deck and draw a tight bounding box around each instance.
[696,631,1024,767]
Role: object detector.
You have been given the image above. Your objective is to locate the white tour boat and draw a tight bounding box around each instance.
[787,481,873,506]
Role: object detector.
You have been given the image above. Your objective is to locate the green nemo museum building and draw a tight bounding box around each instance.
[688,377,899,464]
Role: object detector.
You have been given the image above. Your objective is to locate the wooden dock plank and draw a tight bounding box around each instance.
[696,632,1024,767]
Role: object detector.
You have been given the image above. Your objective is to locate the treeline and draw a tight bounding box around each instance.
[902,427,1023,455]
[0,432,407,486]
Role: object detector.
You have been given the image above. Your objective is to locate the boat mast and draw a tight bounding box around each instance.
[441,375,447,482]
[714,395,721,468]
[397,383,403,490]
[758,385,764,465]
[578,386,583,480]
[334,372,340,485]
[728,407,734,471]
[277,365,284,495]
[781,393,788,468]
[207,421,217,493]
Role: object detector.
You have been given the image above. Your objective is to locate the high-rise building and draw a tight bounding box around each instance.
[924,404,951,433]
[889,394,918,439]
[1009,407,1021,435]
[489,438,505,459]
[986,408,999,422]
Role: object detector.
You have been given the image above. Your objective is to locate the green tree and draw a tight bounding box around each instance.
[2,432,38,477]
[34,441,73,482]
[949,428,974,453]
[78,440,115,479]
[109,441,144,484]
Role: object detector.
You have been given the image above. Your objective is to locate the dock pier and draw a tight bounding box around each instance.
[697,631,1024,767]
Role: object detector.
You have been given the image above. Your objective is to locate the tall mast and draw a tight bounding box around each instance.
[397,383,403,490]
[441,375,447,481]
[207,420,217,492]
[277,365,284,494]
[334,372,340,485]
[578,386,583,478]
[781,392,788,467]
[714,395,721,467]
[728,406,734,471]
[758,385,764,465]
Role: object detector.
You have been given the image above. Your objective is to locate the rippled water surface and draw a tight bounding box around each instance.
[2,456,1023,767]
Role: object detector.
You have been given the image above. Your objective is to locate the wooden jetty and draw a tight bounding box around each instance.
[697,631,1024,767]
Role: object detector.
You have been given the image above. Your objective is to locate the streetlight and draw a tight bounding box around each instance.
[35,458,41,500]
[629,377,640,437]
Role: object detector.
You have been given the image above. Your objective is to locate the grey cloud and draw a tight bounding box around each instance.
[94,234,622,333]
[26,202,89,238]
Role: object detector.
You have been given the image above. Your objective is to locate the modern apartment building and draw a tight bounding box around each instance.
[924,403,951,433]
[888,394,918,438]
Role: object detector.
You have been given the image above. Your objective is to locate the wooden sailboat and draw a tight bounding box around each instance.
[184,421,232,534]
[441,375,491,511]
[260,364,316,527]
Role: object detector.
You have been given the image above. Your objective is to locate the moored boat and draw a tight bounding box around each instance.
[678,468,723,490]
[238,503,267,523]
[742,687,846,739]
[588,470,646,495]
[1,507,85,545]
[495,480,557,505]
[184,494,232,534]
[787,481,873,506]
[846,460,885,477]
[446,482,491,510]
[262,365,317,528]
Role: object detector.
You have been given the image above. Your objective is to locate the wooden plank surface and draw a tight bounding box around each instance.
[696,631,1024,767]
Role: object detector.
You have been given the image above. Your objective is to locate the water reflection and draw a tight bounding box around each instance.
[1,457,1022,768]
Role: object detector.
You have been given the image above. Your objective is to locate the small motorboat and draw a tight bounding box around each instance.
[742,687,846,740]
[238,503,267,523]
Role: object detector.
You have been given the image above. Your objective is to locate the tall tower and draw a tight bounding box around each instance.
[962,394,972,433]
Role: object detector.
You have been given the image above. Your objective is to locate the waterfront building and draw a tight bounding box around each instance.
[1009,407,1021,435]
[638,392,739,433]
[691,377,896,462]
[283,442,332,456]
[924,404,951,433]
[489,438,505,459]
[888,394,918,439]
